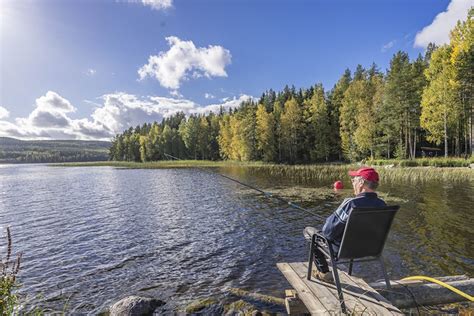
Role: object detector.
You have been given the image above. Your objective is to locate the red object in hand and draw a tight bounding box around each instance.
[333,180,344,190]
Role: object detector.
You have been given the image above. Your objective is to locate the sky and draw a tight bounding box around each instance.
[0,0,472,140]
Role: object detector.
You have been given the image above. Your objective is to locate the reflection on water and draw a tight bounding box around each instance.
[0,164,472,313]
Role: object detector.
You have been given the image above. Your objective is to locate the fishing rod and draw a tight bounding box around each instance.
[163,153,326,221]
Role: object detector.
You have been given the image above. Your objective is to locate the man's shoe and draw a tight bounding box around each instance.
[314,270,333,283]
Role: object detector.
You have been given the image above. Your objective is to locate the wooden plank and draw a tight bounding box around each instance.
[332,265,403,315]
[292,262,374,315]
[301,261,399,315]
[288,262,345,313]
[277,263,330,315]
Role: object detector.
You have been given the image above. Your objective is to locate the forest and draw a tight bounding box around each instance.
[0,137,110,163]
[109,9,473,164]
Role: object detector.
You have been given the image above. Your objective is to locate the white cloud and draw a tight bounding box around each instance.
[381,40,396,52]
[0,106,10,119]
[141,0,172,10]
[204,93,215,99]
[86,69,96,76]
[170,90,184,98]
[414,0,474,48]
[15,91,76,130]
[193,95,254,115]
[0,90,254,140]
[138,36,232,89]
[36,91,76,112]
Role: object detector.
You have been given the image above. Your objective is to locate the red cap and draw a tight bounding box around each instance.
[348,167,379,182]
[333,181,344,190]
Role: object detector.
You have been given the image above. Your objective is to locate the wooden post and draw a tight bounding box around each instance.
[285,289,310,315]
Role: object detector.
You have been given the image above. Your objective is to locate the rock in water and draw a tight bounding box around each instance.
[110,296,164,316]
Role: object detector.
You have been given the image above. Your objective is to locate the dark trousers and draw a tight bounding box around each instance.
[313,241,330,273]
[304,226,331,273]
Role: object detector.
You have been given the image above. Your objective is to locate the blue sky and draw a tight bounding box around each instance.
[0,0,472,140]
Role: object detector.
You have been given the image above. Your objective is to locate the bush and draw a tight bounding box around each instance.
[0,227,22,315]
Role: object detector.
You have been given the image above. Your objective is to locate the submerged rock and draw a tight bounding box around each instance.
[184,298,220,314]
[109,296,164,316]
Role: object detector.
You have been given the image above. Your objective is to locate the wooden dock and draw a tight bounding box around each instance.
[277,262,404,315]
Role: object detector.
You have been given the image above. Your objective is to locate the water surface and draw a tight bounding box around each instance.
[0,164,472,313]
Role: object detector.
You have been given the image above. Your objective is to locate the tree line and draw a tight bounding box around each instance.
[0,137,110,163]
[109,9,473,163]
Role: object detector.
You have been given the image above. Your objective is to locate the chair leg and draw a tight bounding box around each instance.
[348,259,353,276]
[328,249,347,314]
[307,235,316,280]
[379,257,391,290]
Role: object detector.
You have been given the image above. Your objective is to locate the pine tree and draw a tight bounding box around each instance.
[383,51,412,158]
[328,69,351,160]
[450,8,474,155]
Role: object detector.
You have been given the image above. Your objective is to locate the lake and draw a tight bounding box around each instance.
[0,164,473,314]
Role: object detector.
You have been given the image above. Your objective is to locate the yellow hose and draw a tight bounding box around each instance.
[401,276,474,302]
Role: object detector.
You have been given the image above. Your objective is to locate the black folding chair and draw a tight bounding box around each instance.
[306,205,400,314]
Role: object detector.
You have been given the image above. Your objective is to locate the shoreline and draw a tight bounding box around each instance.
[49,160,474,184]
[50,158,474,169]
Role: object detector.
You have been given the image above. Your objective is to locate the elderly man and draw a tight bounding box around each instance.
[304,167,386,282]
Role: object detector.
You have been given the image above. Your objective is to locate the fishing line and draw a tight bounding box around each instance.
[163,153,325,222]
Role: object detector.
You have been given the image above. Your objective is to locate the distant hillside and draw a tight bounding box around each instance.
[0,137,111,163]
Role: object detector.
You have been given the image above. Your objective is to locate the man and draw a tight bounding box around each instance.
[304,167,386,282]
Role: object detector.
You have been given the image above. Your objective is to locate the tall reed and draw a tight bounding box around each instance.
[0,227,22,315]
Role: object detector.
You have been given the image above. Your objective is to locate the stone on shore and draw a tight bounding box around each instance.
[110,296,164,316]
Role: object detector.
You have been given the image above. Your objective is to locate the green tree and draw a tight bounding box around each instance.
[340,76,366,161]
[179,116,199,159]
[327,69,351,160]
[197,116,210,159]
[354,68,382,159]
[383,51,413,158]
[273,101,284,162]
[450,8,474,155]
[421,45,461,157]
[217,114,233,160]
[208,113,221,160]
[255,104,276,162]
[147,123,162,160]
[280,97,303,163]
[308,84,330,160]
[139,135,148,162]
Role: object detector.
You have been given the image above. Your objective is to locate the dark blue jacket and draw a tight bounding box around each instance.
[322,192,386,252]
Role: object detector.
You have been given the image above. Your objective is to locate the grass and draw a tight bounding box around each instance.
[52,160,255,168]
[369,157,474,167]
[53,160,474,184]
